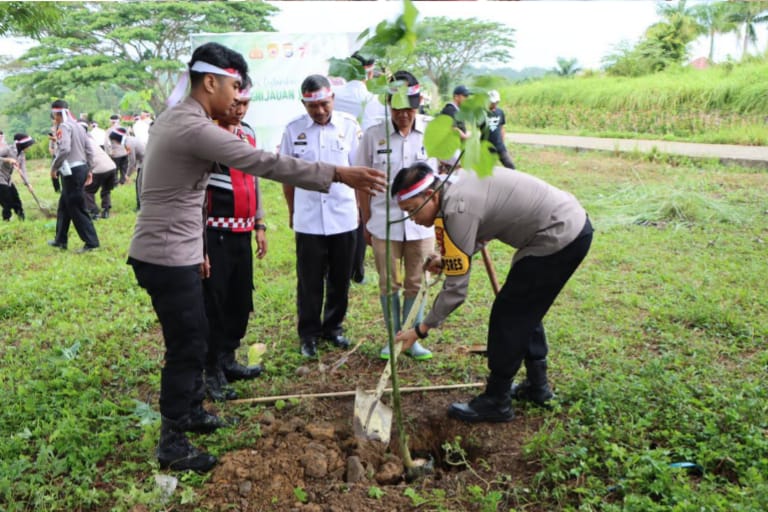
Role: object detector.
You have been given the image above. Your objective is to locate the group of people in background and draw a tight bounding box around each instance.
[7,42,593,475]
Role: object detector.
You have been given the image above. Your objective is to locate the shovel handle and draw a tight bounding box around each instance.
[481,245,500,295]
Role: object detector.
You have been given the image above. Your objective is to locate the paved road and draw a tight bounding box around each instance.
[507,133,768,169]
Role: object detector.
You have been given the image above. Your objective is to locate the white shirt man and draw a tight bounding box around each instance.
[280,75,361,358]
[355,70,436,361]
[132,111,152,146]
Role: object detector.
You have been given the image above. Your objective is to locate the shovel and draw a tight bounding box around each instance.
[25,183,56,217]
[353,272,434,444]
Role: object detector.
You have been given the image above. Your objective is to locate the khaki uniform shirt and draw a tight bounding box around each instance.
[128,96,335,267]
[424,168,587,328]
[51,118,94,174]
[355,115,435,241]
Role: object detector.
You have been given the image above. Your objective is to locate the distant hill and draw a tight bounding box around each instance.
[465,65,550,82]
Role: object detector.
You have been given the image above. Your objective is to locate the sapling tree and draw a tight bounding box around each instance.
[331,0,499,472]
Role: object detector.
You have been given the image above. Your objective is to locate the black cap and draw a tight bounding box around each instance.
[453,85,470,97]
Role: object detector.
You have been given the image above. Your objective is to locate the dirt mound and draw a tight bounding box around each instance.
[198,395,544,511]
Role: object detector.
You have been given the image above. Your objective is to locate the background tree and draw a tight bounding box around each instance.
[692,1,738,62]
[410,17,515,96]
[3,1,277,115]
[552,57,581,77]
[0,2,62,37]
[727,0,768,60]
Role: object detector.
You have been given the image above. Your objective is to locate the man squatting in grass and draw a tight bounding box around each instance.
[127,42,385,473]
[394,162,593,423]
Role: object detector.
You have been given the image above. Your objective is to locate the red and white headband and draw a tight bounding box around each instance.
[189,61,242,80]
[15,136,33,145]
[302,87,332,103]
[389,83,420,96]
[166,60,243,107]
[238,87,251,100]
[396,173,436,201]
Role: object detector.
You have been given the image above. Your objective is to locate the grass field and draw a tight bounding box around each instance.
[499,60,768,146]
[0,147,766,511]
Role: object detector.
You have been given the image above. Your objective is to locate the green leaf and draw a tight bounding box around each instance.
[424,115,461,160]
[389,80,411,110]
[328,57,366,82]
[462,139,498,178]
[293,487,308,503]
[455,91,490,128]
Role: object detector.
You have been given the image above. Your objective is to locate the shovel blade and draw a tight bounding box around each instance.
[353,388,392,444]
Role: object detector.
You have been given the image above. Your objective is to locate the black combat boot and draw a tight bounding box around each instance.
[157,417,217,472]
[205,365,238,402]
[510,358,554,406]
[180,405,229,434]
[448,375,514,423]
[220,351,262,381]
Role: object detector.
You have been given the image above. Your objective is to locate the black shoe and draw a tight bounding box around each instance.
[511,358,554,406]
[100,209,110,219]
[448,393,515,423]
[47,240,67,250]
[300,337,318,358]
[157,420,217,473]
[182,407,229,434]
[220,352,262,381]
[510,380,554,406]
[205,367,238,402]
[90,210,100,220]
[76,245,99,254]
[321,334,350,350]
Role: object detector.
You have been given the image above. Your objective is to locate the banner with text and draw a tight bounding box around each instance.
[190,32,355,152]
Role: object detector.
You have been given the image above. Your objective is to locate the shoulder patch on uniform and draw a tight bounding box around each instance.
[434,217,470,276]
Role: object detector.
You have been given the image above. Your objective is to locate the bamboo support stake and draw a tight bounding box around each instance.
[229,382,484,405]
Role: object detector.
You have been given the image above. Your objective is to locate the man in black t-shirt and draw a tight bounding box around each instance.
[483,89,515,169]
[440,85,471,140]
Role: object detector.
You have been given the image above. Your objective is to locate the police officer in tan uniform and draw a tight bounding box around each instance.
[48,99,99,252]
[394,163,592,423]
[127,42,384,473]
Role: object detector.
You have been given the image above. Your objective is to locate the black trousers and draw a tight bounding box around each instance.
[295,229,356,340]
[351,219,366,282]
[54,165,99,248]
[0,183,23,220]
[487,218,593,382]
[84,170,117,213]
[202,229,254,368]
[112,155,129,184]
[130,259,207,420]
[497,148,515,169]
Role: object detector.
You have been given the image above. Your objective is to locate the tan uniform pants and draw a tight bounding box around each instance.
[371,236,435,297]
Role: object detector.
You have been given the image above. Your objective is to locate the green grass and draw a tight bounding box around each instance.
[1,149,767,511]
[501,60,768,146]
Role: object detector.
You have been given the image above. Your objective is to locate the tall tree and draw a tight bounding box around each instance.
[727,0,768,59]
[692,1,738,62]
[0,2,62,37]
[4,1,277,114]
[648,0,703,63]
[410,17,515,96]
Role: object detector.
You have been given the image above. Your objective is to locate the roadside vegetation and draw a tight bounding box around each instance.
[498,59,768,146]
[1,146,766,510]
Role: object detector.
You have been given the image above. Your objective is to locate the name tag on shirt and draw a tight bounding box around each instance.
[376,149,392,154]
[293,141,307,146]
